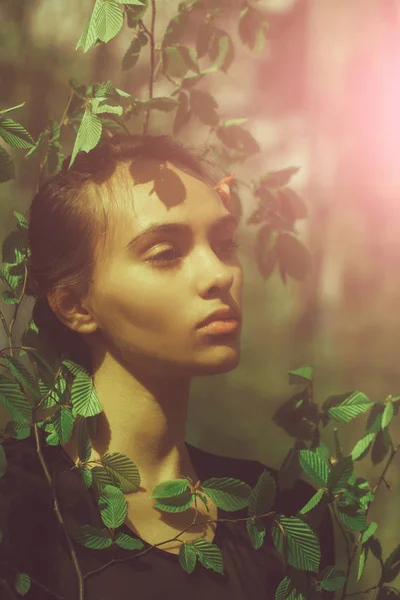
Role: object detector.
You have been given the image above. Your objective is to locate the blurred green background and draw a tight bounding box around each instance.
[1,0,400,593]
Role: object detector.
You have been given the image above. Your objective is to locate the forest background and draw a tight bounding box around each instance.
[0,0,399,596]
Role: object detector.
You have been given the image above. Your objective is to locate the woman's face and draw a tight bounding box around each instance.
[85,160,243,377]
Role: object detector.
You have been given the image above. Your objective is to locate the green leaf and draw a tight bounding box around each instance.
[100,452,140,493]
[79,465,93,488]
[288,365,313,385]
[0,376,32,424]
[13,211,28,230]
[200,477,251,511]
[0,118,33,149]
[125,0,148,27]
[91,465,116,492]
[0,290,18,304]
[173,92,190,135]
[278,442,304,491]
[70,372,103,418]
[116,0,145,4]
[0,145,15,182]
[14,572,31,596]
[47,139,64,175]
[383,544,400,583]
[351,432,375,461]
[91,97,123,116]
[238,7,268,52]
[272,515,320,572]
[299,488,325,515]
[191,538,224,575]
[276,233,311,281]
[260,167,300,189]
[328,391,372,424]
[62,359,89,378]
[190,89,219,126]
[53,406,74,444]
[25,129,50,159]
[382,402,394,429]
[98,484,127,528]
[361,522,378,545]
[299,449,330,487]
[179,542,197,574]
[3,420,31,440]
[69,107,102,168]
[76,417,92,463]
[162,45,190,79]
[115,532,144,550]
[328,456,354,493]
[209,29,234,72]
[319,566,346,592]
[337,509,367,532]
[162,11,190,47]
[2,356,40,402]
[151,478,191,499]
[248,469,276,517]
[0,445,7,478]
[73,524,113,549]
[77,0,124,52]
[122,31,148,71]
[216,124,260,154]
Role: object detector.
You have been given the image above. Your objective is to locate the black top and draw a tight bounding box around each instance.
[0,432,335,600]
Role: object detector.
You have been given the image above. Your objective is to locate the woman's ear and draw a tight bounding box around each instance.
[47,288,98,335]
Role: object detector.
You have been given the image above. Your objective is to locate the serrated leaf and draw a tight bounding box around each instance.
[191,538,224,575]
[299,449,330,487]
[299,488,325,514]
[216,123,259,154]
[173,92,190,135]
[276,233,311,281]
[115,532,144,550]
[91,465,116,492]
[0,118,33,149]
[328,456,353,492]
[125,0,148,27]
[361,522,377,545]
[337,509,367,532]
[0,290,18,304]
[272,515,320,572]
[69,107,102,168]
[76,417,92,462]
[80,465,93,488]
[13,211,28,229]
[0,376,32,424]
[382,402,394,429]
[288,365,313,385]
[14,572,31,596]
[151,478,190,499]
[209,29,234,72]
[91,97,123,116]
[2,356,40,402]
[179,542,197,573]
[319,566,346,592]
[3,420,31,440]
[0,145,15,182]
[62,359,89,378]
[53,406,74,444]
[278,442,305,491]
[122,31,148,70]
[200,477,251,511]
[25,130,50,159]
[351,432,375,461]
[101,452,140,493]
[328,391,372,424]
[239,7,268,52]
[73,524,113,549]
[246,514,266,550]
[190,89,219,127]
[248,469,276,517]
[98,484,127,528]
[70,372,103,418]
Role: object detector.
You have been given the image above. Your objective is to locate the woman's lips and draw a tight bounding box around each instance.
[197,318,240,334]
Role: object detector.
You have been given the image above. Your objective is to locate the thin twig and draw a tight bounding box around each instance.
[84,510,276,580]
[142,0,156,136]
[32,422,85,600]
[8,261,28,357]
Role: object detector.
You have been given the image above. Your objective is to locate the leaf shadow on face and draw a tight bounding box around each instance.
[129,160,187,209]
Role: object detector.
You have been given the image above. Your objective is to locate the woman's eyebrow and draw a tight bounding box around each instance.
[126,214,238,250]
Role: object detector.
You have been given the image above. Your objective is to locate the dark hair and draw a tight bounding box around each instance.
[26,134,223,374]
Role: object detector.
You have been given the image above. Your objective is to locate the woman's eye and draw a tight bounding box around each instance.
[147,239,240,266]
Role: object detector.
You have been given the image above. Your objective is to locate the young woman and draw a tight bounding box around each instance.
[0,135,335,599]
